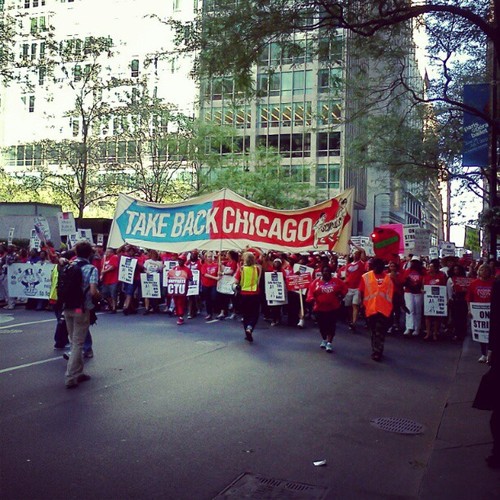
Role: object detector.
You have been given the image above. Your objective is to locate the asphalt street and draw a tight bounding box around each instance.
[0,306,498,499]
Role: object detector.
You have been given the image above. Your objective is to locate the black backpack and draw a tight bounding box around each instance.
[57,260,87,310]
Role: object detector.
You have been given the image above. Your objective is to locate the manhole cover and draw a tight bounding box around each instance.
[214,473,328,499]
[371,417,424,435]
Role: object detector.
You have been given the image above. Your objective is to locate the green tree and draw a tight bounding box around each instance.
[24,36,128,221]
[172,0,498,251]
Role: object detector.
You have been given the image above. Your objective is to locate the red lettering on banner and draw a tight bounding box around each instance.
[210,199,349,249]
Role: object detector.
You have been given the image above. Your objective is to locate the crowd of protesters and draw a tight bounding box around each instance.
[1,241,499,360]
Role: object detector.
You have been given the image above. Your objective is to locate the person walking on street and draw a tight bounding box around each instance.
[402,256,425,337]
[234,251,261,342]
[359,258,394,361]
[306,264,347,353]
[60,241,99,389]
[343,246,367,331]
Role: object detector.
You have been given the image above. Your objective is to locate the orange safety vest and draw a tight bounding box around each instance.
[362,271,394,318]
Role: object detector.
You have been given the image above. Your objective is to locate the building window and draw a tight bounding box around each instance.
[38,66,46,85]
[25,0,30,8]
[257,133,311,158]
[73,64,82,81]
[317,100,341,125]
[31,42,37,61]
[317,67,342,94]
[21,43,29,59]
[317,132,340,156]
[28,95,35,113]
[316,164,340,189]
[282,164,311,183]
[131,59,139,78]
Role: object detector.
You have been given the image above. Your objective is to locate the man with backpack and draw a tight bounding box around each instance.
[58,241,99,389]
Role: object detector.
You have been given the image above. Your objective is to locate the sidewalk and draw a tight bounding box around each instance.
[420,337,500,499]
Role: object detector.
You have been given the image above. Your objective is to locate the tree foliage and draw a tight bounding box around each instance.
[172,0,497,203]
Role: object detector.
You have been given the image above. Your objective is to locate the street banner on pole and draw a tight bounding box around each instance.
[108,188,354,253]
[463,83,489,167]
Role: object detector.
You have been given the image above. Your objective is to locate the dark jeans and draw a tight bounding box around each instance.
[53,304,68,348]
[202,286,217,316]
[240,294,260,331]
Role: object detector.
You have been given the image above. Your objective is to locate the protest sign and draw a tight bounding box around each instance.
[187,270,200,297]
[57,212,76,236]
[8,228,14,246]
[140,273,161,298]
[8,263,54,299]
[470,302,490,343]
[423,285,448,316]
[119,256,137,284]
[217,275,236,295]
[162,261,177,285]
[265,272,287,306]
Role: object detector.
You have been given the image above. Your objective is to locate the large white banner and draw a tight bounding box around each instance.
[423,285,448,316]
[108,188,354,254]
[8,263,55,299]
[470,302,490,343]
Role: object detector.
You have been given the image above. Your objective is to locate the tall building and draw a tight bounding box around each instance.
[0,0,198,172]
[199,2,442,244]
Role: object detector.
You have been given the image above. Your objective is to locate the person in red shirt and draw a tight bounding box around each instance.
[343,247,367,331]
[100,248,119,313]
[402,256,426,337]
[467,264,494,362]
[306,265,347,353]
[387,260,405,334]
[447,263,469,341]
[216,250,239,320]
[199,251,220,320]
[268,257,287,326]
[166,254,193,325]
[422,259,448,341]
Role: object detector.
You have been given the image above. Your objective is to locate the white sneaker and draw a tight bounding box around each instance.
[325,342,333,353]
[478,355,488,363]
[297,319,305,328]
[228,313,236,320]
[320,340,327,349]
[412,330,420,337]
[403,329,413,336]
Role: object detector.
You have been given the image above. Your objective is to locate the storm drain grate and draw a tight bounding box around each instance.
[371,417,425,435]
[213,472,328,499]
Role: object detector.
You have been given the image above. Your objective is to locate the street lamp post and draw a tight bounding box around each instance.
[373,192,391,230]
